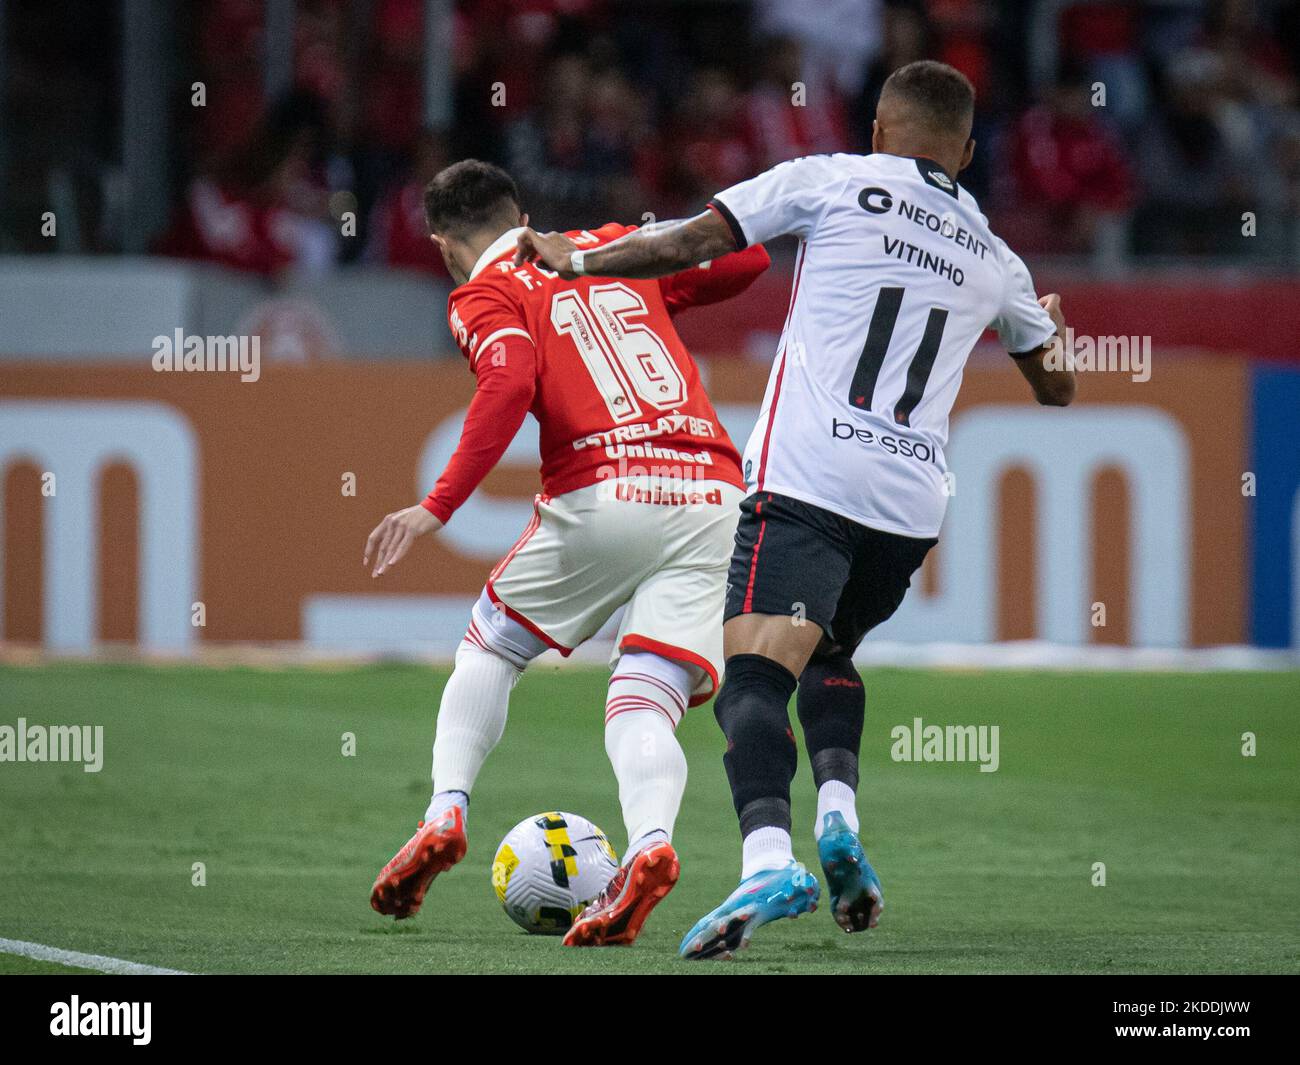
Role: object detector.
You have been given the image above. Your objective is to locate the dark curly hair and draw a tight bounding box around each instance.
[423,159,521,237]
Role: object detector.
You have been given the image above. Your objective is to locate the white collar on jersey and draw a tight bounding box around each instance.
[468,226,528,281]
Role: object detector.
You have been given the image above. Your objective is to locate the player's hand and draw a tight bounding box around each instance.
[514,228,580,278]
[364,504,442,578]
[1038,293,1065,335]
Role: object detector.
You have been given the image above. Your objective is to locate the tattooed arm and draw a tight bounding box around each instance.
[513,210,738,280]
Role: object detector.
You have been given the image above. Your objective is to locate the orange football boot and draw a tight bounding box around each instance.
[370,806,467,919]
[562,840,680,946]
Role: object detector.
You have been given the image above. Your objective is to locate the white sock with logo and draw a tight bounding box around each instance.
[427,639,521,823]
[814,780,859,840]
[604,652,691,857]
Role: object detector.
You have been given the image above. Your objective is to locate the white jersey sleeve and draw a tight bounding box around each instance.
[709,155,849,248]
[991,238,1058,355]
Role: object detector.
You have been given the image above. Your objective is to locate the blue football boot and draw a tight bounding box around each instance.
[817,811,883,933]
[678,862,819,960]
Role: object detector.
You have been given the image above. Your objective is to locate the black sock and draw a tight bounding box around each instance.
[714,654,799,834]
[797,652,864,790]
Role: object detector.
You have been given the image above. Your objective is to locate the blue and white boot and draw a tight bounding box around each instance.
[678,862,819,960]
[817,811,883,933]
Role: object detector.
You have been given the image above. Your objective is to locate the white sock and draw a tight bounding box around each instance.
[604,652,691,850]
[741,826,794,880]
[428,639,520,821]
[426,790,468,823]
[814,780,859,840]
[624,828,669,864]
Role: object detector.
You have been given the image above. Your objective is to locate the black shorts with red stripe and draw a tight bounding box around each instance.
[724,491,937,656]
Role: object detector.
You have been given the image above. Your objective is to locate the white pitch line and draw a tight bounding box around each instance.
[0,937,190,976]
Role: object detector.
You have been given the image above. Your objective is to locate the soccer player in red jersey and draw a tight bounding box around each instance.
[365,161,769,945]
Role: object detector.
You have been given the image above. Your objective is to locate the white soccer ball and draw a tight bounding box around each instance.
[491,811,620,934]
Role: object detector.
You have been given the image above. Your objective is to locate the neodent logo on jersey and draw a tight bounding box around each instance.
[832,418,938,464]
[858,186,893,214]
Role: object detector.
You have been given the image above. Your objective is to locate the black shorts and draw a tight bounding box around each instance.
[724,492,937,657]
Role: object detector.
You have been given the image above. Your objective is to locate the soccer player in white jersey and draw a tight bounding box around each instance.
[516,61,1076,959]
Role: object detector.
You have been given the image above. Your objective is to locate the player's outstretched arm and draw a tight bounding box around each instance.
[1011,294,1076,407]
[514,210,737,280]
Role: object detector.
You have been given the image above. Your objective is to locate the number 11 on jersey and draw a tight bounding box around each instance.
[849,285,948,427]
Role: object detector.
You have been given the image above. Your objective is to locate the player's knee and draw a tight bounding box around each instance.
[715,654,798,752]
[460,589,548,672]
[799,650,864,711]
[796,651,864,784]
[454,637,524,678]
[606,650,693,731]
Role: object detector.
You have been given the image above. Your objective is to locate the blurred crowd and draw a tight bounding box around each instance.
[8,0,1300,276]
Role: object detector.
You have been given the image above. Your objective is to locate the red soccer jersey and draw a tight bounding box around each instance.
[422,223,769,524]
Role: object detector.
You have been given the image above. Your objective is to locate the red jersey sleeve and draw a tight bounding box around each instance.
[657,242,771,316]
[423,288,537,524]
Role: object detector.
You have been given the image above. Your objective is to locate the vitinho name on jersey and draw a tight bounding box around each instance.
[883,235,965,287]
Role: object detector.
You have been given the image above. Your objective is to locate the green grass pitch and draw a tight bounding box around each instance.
[0,662,1296,974]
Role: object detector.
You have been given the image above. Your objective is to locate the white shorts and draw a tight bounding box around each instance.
[485,477,745,706]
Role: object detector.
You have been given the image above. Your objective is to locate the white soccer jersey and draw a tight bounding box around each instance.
[710,152,1057,538]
